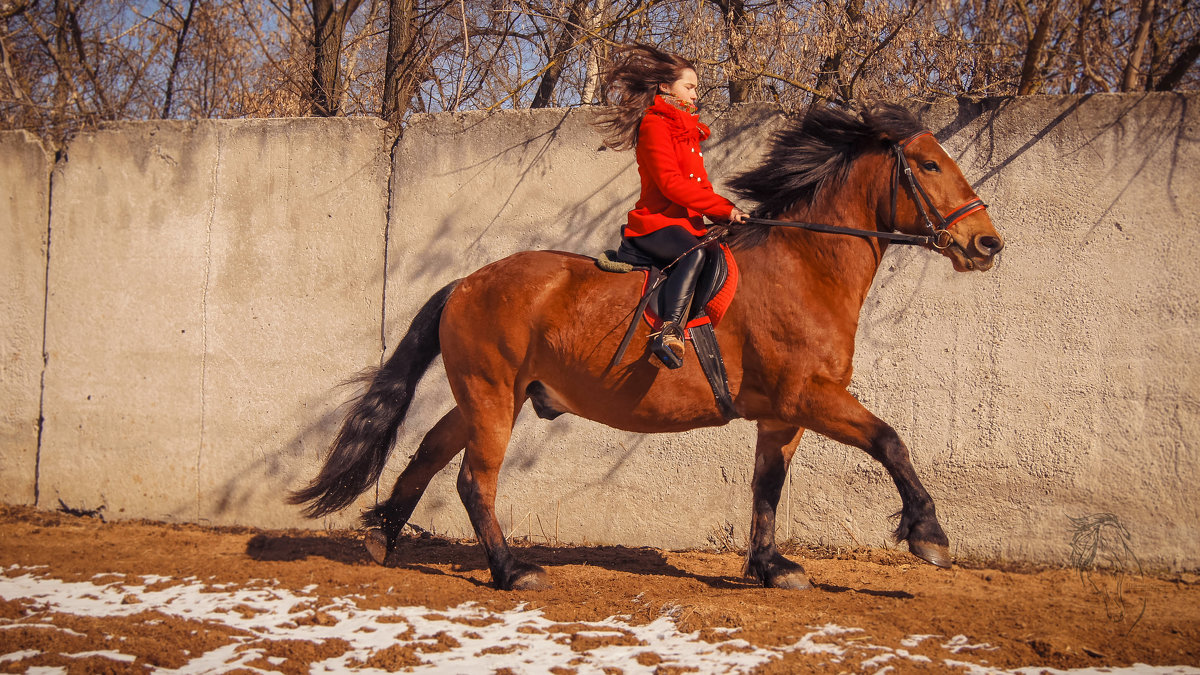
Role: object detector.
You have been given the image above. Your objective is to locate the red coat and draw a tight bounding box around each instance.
[625,96,736,239]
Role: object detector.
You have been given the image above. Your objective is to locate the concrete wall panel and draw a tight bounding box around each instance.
[40,123,214,519]
[0,131,50,505]
[39,119,389,526]
[197,119,390,529]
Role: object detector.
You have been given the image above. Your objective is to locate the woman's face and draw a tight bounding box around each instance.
[659,68,698,105]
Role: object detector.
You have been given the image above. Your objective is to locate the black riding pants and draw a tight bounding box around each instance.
[626,226,710,326]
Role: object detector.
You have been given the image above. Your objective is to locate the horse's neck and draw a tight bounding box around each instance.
[740,161,888,314]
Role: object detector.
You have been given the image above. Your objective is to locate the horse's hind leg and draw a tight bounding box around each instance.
[456,393,548,591]
[363,407,468,564]
[744,421,812,589]
[803,386,951,568]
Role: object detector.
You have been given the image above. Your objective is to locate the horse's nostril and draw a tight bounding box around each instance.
[977,235,1003,255]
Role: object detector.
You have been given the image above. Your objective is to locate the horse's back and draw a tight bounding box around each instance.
[439,249,730,431]
[447,249,632,320]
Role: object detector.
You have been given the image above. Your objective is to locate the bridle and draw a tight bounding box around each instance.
[743,131,988,250]
[887,131,987,249]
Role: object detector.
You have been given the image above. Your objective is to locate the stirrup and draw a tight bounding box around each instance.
[651,322,686,369]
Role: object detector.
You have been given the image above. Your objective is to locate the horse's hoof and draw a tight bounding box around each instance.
[364,528,390,565]
[747,555,811,590]
[504,564,551,591]
[766,569,812,590]
[909,540,952,568]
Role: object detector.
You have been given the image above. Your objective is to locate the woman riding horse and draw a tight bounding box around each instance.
[290,90,1004,592]
[594,44,749,368]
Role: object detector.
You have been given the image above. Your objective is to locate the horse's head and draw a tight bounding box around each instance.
[886,132,1005,272]
[726,103,1004,270]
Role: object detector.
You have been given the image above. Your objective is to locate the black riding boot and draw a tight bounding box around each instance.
[652,246,707,369]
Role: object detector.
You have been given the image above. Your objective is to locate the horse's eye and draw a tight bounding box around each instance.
[922,160,940,172]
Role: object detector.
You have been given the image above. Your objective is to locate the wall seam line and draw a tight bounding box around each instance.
[381,129,400,362]
[33,146,58,509]
[370,129,400,511]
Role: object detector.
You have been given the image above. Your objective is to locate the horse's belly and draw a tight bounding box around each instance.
[525,357,730,433]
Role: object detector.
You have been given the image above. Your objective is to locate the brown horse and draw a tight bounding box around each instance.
[290,104,1004,591]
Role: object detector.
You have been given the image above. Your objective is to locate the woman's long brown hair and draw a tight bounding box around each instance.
[593,44,696,150]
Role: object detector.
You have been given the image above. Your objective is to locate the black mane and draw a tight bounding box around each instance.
[724,103,927,249]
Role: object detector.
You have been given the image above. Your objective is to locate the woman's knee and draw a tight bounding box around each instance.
[676,246,706,273]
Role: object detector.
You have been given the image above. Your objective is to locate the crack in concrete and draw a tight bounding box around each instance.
[198,129,222,520]
[364,130,403,513]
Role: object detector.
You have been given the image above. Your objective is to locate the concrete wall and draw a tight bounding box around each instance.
[0,131,50,506]
[35,118,389,528]
[0,93,1196,568]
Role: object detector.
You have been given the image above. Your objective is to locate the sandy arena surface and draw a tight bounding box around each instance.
[1,505,1198,674]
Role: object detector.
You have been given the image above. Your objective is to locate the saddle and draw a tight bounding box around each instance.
[596,240,740,420]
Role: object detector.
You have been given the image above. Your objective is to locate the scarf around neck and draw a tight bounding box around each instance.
[659,93,698,115]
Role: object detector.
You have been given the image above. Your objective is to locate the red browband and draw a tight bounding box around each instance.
[900,131,932,149]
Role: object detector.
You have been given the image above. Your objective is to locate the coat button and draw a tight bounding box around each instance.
[689,173,694,177]
[699,152,703,157]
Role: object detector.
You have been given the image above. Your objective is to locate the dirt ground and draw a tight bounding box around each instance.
[1,504,1198,674]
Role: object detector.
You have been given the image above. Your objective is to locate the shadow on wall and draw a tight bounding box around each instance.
[929,93,1193,230]
[400,105,789,283]
[202,382,363,522]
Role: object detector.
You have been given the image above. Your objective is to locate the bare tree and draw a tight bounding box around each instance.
[1154,39,1200,89]
[1017,1,1058,95]
[309,0,365,115]
[381,0,420,124]
[1122,0,1156,90]
[813,0,866,105]
[530,0,589,108]
[707,0,755,103]
[161,0,199,118]
[2,0,1198,144]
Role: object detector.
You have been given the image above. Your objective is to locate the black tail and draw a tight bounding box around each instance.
[289,280,461,518]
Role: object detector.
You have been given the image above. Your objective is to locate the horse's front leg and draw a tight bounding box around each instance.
[744,420,812,589]
[803,386,951,568]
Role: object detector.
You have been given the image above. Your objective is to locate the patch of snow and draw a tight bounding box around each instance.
[0,567,783,674]
[0,623,88,637]
[902,633,940,647]
[946,658,1200,675]
[944,634,998,653]
[67,650,137,662]
[2,566,1199,675]
[0,650,40,663]
[861,652,896,668]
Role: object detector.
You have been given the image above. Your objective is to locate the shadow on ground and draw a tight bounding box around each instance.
[244,531,771,590]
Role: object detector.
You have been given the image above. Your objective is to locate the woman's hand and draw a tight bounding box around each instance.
[729,207,750,224]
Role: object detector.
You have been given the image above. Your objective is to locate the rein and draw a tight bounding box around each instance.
[742,132,987,250]
[741,216,937,247]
